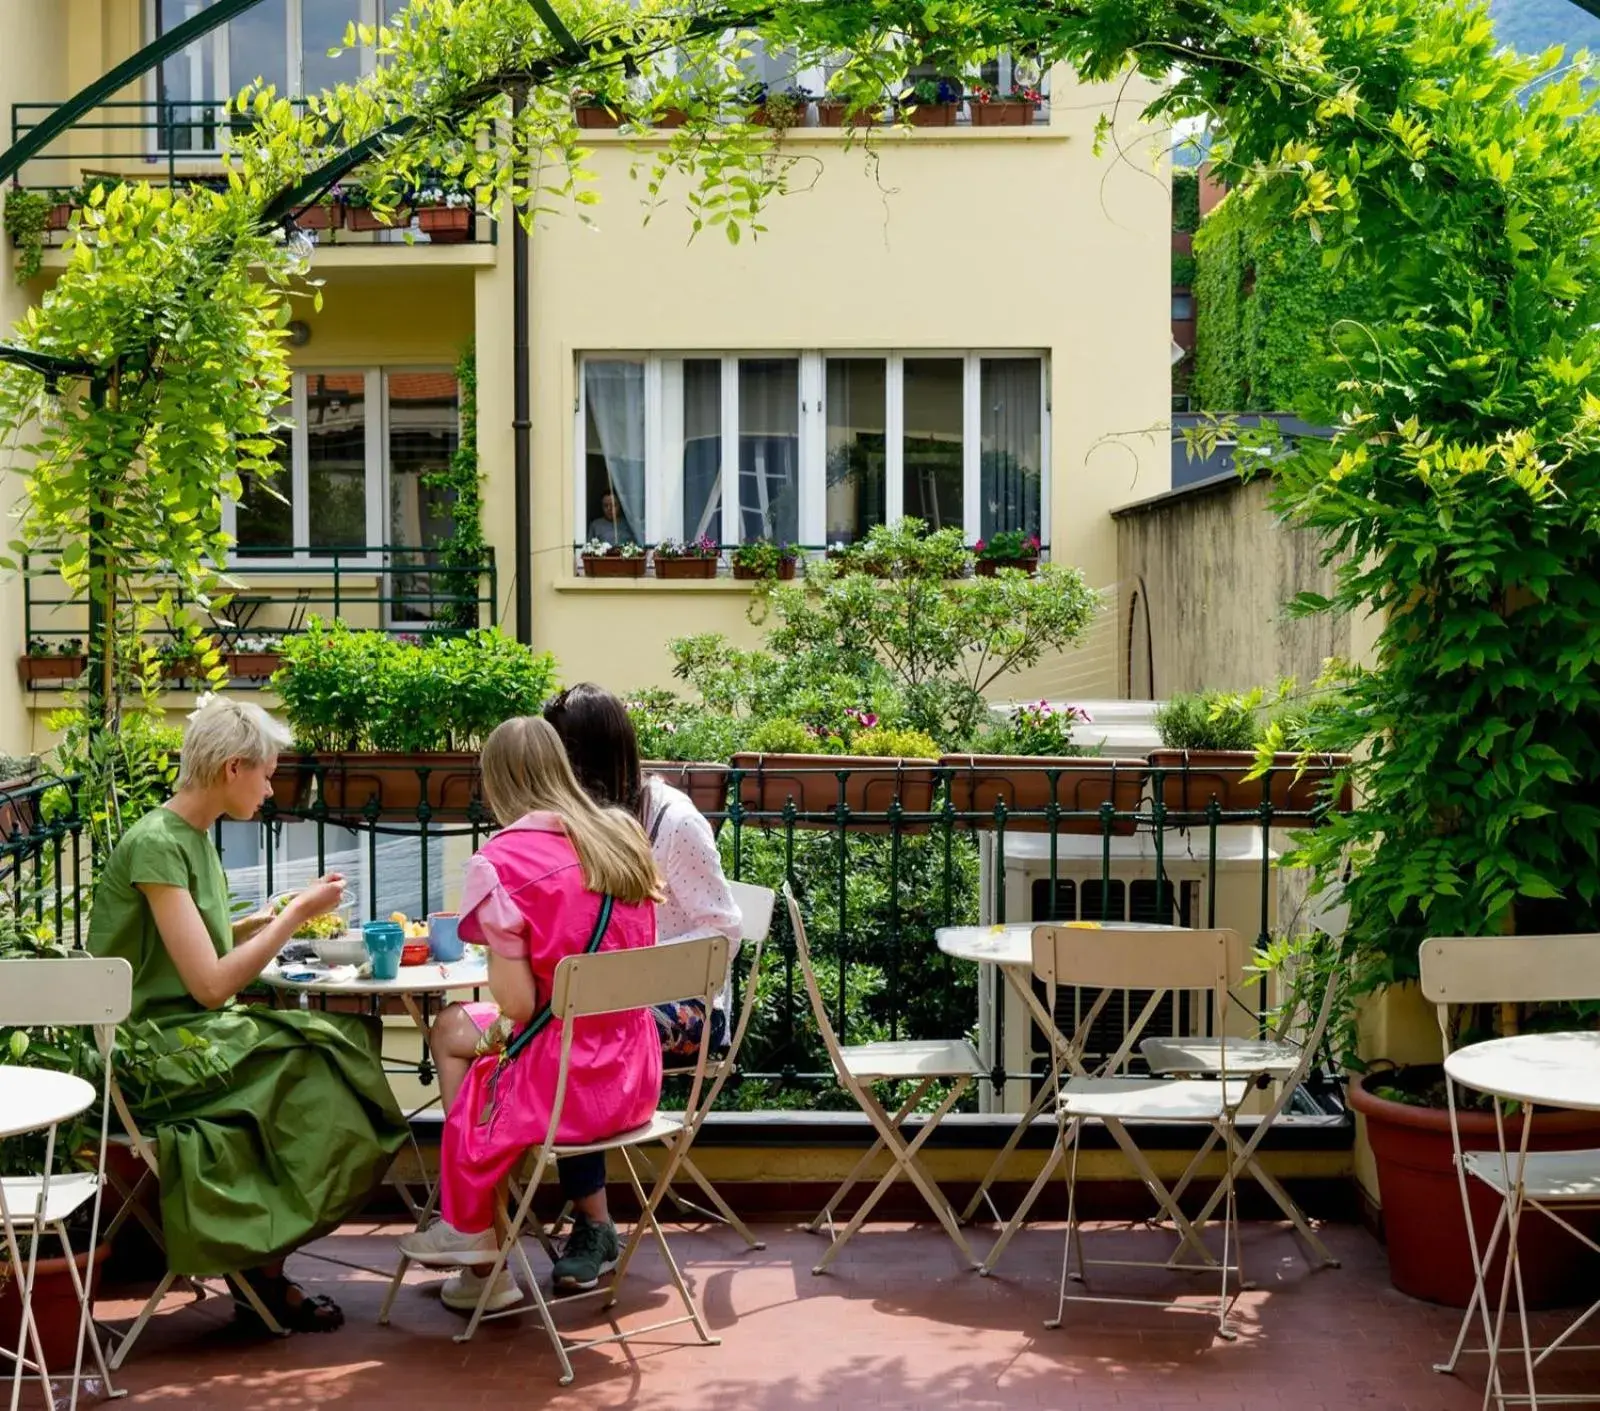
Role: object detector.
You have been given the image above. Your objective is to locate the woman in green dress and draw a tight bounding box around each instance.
[88,695,408,1332]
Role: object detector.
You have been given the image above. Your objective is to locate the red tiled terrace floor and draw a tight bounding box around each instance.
[93,1219,1598,1410]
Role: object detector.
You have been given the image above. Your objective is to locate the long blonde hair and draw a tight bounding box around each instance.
[479,716,662,905]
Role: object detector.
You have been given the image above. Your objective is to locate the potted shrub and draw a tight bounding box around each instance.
[225,633,283,681]
[899,77,962,126]
[411,184,473,242]
[969,82,1043,127]
[272,618,559,818]
[581,539,647,578]
[732,714,939,833]
[653,535,720,580]
[1149,688,1352,823]
[973,530,1041,576]
[730,538,799,581]
[943,701,1141,835]
[18,638,86,686]
[745,82,810,129]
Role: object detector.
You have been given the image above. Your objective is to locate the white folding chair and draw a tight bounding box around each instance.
[648,880,776,1250]
[784,884,985,1273]
[1140,936,1345,1268]
[1420,933,1600,1406]
[1036,925,1246,1339]
[0,955,131,1410]
[381,934,731,1387]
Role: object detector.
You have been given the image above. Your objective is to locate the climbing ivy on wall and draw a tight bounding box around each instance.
[1191,189,1369,415]
[1172,169,1200,232]
[422,342,485,629]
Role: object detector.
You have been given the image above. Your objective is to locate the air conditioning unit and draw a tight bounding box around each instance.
[973,830,1281,1114]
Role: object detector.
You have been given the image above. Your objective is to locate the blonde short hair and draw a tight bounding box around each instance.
[179,695,293,790]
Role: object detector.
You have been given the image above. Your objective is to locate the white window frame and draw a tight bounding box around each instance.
[574,350,1051,557]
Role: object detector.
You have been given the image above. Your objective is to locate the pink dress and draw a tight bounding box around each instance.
[439,812,661,1235]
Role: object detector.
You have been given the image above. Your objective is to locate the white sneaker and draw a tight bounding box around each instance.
[398,1220,498,1269]
[441,1264,524,1313]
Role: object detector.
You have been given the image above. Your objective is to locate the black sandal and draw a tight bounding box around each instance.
[230,1272,345,1334]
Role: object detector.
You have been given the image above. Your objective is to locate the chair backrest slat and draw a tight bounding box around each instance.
[1419,933,1600,1007]
[1031,926,1235,996]
[0,956,133,1027]
[551,935,729,1021]
[728,880,776,944]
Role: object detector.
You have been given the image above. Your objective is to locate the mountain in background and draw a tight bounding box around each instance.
[1490,0,1600,55]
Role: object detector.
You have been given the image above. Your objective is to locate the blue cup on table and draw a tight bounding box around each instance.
[362,920,405,981]
[428,912,463,963]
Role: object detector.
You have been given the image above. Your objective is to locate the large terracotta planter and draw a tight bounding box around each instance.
[815,102,871,128]
[731,753,937,833]
[644,761,730,817]
[970,100,1037,127]
[574,104,622,129]
[653,556,719,580]
[941,755,1141,835]
[416,205,472,242]
[344,205,409,231]
[1349,1072,1600,1308]
[974,557,1037,577]
[732,560,797,581]
[304,752,483,820]
[293,203,340,230]
[226,650,282,680]
[582,553,647,578]
[18,654,86,686]
[1147,749,1353,823]
[904,103,960,126]
[0,1242,109,1369]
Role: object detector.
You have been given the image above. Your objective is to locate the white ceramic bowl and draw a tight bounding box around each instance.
[312,934,368,967]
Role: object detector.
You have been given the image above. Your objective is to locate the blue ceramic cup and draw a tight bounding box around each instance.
[362,920,405,981]
[428,912,464,963]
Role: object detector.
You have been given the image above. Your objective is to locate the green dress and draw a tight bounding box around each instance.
[87,806,408,1276]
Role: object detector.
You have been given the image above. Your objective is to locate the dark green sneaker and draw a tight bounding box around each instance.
[552,1213,620,1293]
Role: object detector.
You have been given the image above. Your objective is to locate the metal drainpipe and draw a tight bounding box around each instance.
[511,85,533,646]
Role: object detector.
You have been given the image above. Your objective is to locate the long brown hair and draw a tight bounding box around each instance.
[478,717,661,904]
[542,682,648,825]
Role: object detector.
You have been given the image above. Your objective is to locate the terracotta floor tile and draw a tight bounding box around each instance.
[71,1219,1597,1411]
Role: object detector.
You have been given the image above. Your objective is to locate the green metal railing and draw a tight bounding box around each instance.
[0,774,89,951]
[8,99,495,247]
[21,545,498,687]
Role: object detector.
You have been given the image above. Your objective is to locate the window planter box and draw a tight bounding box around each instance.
[574,104,623,129]
[0,770,39,842]
[300,752,483,820]
[1147,749,1353,823]
[416,205,472,242]
[904,103,960,127]
[47,203,75,231]
[941,755,1141,835]
[653,108,690,128]
[653,556,719,580]
[731,560,797,581]
[583,553,647,578]
[18,654,85,685]
[344,205,410,232]
[731,753,937,833]
[226,650,282,680]
[644,761,730,816]
[815,101,868,128]
[974,557,1038,577]
[970,100,1037,127]
[293,203,340,230]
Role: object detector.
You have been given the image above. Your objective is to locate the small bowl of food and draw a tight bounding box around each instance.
[400,940,431,967]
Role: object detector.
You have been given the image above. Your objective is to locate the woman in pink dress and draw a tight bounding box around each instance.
[398,716,662,1310]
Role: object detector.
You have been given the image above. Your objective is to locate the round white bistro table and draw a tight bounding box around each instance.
[0,1066,95,1409]
[934,921,1195,1272]
[258,950,490,1236]
[1443,1031,1600,1409]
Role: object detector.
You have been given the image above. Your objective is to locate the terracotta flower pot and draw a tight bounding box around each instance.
[653,107,690,128]
[1147,749,1353,823]
[941,755,1142,835]
[306,752,483,820]
[731,753,936,833]
[905,103,960,127]
[815,102,869,128]
[970,100,1037,127]
[345,205,409,231]
[1348,1072,1600,1308]
[975,557,1038,576]
[293,203,339,230]
[416,205,472,242]
[47,203,74,231]
[574,104,622,129]
[226,651,282,680]
[0,1243,109,1369]
[644,761,730,817]
[653,556,719,580]
[731,560,797,581]
[18,654,86,685]
[583,554,647,578]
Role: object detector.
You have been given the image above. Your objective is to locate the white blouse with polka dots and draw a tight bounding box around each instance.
[643,777,742,1010]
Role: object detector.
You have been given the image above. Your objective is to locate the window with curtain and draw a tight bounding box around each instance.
[305,373,369,551]
[584,361,647,546]
[234,430,294,555]
[738,359,800,543]
[825,359,886,546]
[680,360,723,541]
[387,371,462,623]
[903,358,964,530]
[980,358,1042,539]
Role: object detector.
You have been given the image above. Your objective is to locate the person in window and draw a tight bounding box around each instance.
[87,696,407,1335]
[586,489,635,546]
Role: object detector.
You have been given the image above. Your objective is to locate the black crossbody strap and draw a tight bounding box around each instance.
[500,893,615,1064]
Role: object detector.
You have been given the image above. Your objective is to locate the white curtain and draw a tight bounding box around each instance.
[980,358,1042,539]
[738,358,800,542]
[682,360,722,541]
[585,361,647,543]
